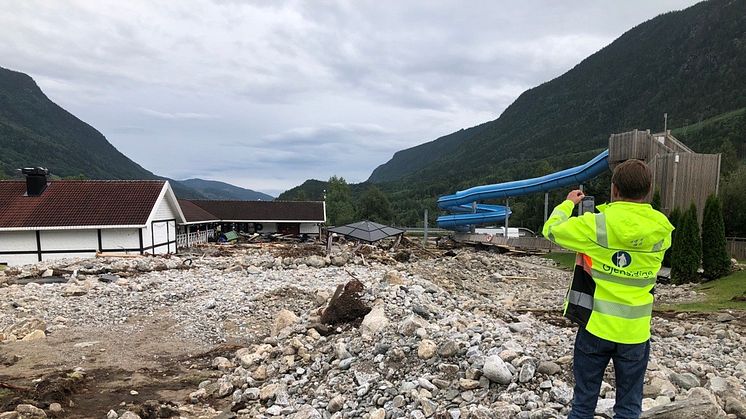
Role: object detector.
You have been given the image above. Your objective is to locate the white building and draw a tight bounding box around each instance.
[0,169,185,266]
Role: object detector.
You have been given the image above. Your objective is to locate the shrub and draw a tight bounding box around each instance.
[671,203,701,284]
[701,195,732,279]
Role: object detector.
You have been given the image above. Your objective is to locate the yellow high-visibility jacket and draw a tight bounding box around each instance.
[542,200,673,344]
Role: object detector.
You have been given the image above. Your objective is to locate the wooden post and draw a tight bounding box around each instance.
[186,225,191,248]
[715,153,723,195]
[544,192,549,224]
[671,153,679,211]
[423,208,428,248]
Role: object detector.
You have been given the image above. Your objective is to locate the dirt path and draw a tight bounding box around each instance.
[0,315,229,418]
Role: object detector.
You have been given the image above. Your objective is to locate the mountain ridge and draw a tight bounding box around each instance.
[0,66,271,201]
[367,0,746,185]
[283,0,746,229]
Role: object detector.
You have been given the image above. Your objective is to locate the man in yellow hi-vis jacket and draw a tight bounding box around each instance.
[542,159,673,419]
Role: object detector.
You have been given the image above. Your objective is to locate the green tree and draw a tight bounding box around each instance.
[663,207,682,268]
[717,140,739,176]
[720,165,746,236]
[357,186,394,224]
[671,203,702,284]
[293,190,308,201]
[326,176,355,226]
[651,189,662,211]
[701,195,732,279]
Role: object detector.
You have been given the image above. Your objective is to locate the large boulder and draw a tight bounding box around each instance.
[271,309,299,336]
[15,404,47,418]
[482,355,513,384]
[360,304,389,337]
[640,395,726,419]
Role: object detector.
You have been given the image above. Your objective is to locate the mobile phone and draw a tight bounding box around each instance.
[579,196,595,215]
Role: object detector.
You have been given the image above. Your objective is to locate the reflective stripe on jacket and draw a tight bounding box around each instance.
[542,200,673,344]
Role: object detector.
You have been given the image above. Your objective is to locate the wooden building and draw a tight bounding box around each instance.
[609,129,720,219]
[0,169,185,266]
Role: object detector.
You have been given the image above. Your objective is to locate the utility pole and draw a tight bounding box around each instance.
[470,201,476,233]
[504,198,510,238]
[664,113,668,133]
[544,192,549,224]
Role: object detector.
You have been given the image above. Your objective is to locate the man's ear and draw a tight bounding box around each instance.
[611,183,619,201]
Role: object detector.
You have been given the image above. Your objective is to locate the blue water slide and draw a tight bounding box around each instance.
[436,149,610,229]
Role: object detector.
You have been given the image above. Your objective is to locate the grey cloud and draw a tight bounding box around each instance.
[0,0,701,194]
[109,126,147,135]
[139,108,218,120]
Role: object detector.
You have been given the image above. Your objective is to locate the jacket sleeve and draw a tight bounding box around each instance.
[542,200,596,253]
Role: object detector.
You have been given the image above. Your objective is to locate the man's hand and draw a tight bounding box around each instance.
[566,189,585,205]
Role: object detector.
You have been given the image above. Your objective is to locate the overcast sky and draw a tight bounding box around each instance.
[1,0,699,196]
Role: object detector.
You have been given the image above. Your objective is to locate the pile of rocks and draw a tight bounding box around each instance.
[1,246,743,418]
[185,265,744,418]
[0,317,46,343]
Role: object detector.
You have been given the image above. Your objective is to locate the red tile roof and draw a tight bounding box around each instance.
[188,200,325,222]
[178,199,220,223]
[0,180,166,228]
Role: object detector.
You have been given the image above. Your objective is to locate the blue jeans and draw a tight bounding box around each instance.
[568,327,650,419]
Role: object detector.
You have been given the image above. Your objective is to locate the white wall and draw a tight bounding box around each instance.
[0,253,38,266]
[0,228,148,266]
[300,223,321,235]
[153,196,179,221]
[101,229,140,251]
[40,230,97,251]
[148,195,178,254]
[256,222,277,233]
[144,221,176,254]
[0,231,38,266]
[0,231,36,251]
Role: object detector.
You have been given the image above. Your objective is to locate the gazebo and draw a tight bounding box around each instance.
[328,220,404,243]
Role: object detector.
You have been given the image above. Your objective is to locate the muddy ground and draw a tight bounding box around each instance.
[0,315,237,418]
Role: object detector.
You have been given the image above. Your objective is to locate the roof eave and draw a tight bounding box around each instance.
[0,224,146,232]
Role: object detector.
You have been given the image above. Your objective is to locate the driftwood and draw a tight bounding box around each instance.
[319,279,371,325]
[95,252,140,258]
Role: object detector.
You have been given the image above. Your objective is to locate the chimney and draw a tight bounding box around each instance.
[21,167,49,196]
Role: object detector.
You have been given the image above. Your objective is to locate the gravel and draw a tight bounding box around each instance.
[1,245,744,418]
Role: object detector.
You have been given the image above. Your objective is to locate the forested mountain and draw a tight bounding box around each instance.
[177,178,274,201]
[0,66,270,200]
[369,0,746,187]
[278,179,328,201]
[0,66,157,180]
[283,0,746,231]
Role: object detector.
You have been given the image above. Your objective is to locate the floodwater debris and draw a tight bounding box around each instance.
[319,279,371,325]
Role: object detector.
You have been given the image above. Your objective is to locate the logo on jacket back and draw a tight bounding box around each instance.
[612,251,632,268]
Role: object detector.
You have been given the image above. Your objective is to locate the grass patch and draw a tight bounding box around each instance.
[542,252,576,270]
[664,269,746,312]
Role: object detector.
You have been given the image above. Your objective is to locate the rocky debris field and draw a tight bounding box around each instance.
[0,243,744,419]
